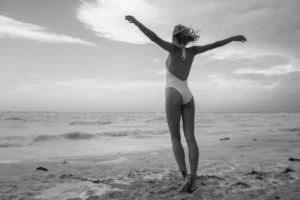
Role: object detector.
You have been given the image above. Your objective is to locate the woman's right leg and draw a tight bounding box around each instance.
[165,88,187,177]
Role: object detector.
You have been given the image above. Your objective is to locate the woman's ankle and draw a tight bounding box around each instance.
[180,170,187,178]
[190,175,197,183]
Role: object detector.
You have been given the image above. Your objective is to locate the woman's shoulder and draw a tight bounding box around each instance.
[187,46,198,50]
[186,46,203,55]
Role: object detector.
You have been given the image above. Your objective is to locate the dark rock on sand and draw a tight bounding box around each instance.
[245,170,264,180]
[282,167,295,173]
[245,170,262,176]
[5,117,26,121]
[92,179,102,184]
[36,167,48,171]
[59,173,74,179]
[288,157,300,162]
[231,181,250,188]
[219,137,230,141]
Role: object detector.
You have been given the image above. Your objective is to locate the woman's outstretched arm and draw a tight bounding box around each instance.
[192,35,247,55]
[125,15,174,52]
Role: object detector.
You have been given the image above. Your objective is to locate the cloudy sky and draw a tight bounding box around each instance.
[0,0,299,112]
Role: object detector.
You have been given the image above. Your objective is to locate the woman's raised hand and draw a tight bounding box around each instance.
[232,35,247,42]
[125,15,137,24]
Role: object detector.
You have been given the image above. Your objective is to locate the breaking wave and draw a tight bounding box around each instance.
[4,117,26,122]
[0,129,169,148]
[69,120,112,125]
[280,127,300,132]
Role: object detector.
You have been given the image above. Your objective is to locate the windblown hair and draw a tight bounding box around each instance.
[172,25,199,46]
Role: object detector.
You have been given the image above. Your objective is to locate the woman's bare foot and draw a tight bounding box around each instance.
[178,177,191,193]
[188,179,197,193]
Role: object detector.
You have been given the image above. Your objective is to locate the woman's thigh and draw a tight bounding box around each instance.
[181,98,195,141]
[165,87,182,139]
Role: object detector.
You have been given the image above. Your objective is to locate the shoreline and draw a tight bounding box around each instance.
[1,132,300,199]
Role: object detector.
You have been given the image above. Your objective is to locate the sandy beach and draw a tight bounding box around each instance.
[1,132,300,200]
[2,0,300,199]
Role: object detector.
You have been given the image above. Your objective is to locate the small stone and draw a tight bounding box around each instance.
[59,173,73,179]
[288,157,300,162]
[92,179,101,184]
[219,137,230,141]
[231,181,250,188]
[36,167,48,171]
[282,167,295,173]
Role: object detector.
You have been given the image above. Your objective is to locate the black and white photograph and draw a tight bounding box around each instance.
[0,0,300,199]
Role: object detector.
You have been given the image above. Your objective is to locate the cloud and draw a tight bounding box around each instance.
[77,0,300,56]
[0,79,165,111]
[7,79,163,98]
[77,0,166,44]
[189,53,300,96]
[191,74,279,91]
[155,68,165,75]
[151,57,161,64]
[235,64,300,76]
[0,15,95,46]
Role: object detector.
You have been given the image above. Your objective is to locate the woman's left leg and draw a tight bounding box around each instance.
[181,97,199,192]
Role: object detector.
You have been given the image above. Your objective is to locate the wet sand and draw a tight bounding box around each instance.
[1,133,300,200]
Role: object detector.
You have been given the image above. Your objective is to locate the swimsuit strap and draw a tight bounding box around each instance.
[181,47,186,60]
[173,42,186,60]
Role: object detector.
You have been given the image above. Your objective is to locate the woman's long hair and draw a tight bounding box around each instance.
[172,25,199,47]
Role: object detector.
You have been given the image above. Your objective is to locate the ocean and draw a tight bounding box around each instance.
[0,112,299,162]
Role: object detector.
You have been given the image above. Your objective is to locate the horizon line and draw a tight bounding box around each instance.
[1,110,300,113]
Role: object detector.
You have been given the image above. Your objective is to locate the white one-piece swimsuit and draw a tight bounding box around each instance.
[165,67,193,104]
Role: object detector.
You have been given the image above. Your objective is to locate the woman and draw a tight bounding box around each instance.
[125,15,246,193]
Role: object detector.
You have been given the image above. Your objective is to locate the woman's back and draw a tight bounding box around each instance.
[166,47,195,81]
